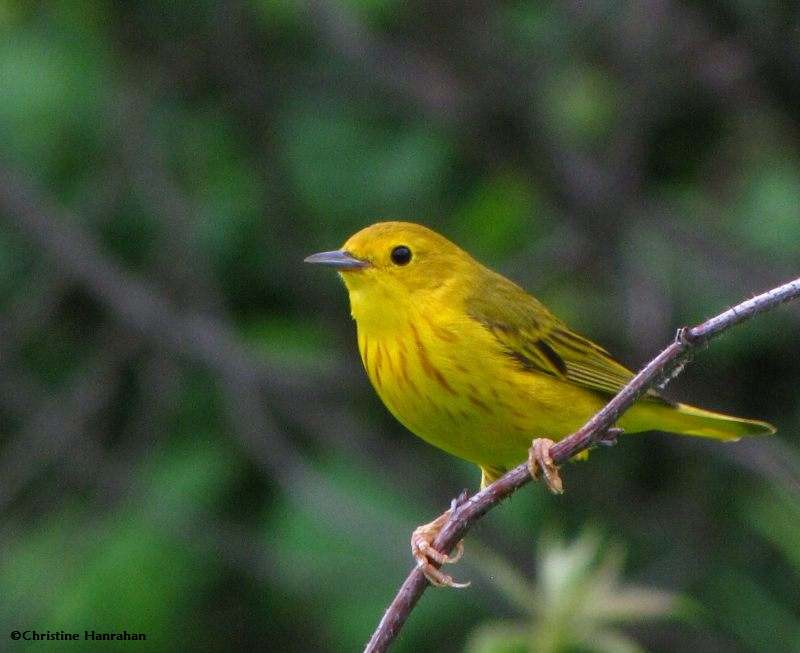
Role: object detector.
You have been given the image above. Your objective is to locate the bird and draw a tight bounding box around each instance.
[305,221,775,587]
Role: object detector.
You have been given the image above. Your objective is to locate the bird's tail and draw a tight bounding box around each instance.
[623,402,776,441]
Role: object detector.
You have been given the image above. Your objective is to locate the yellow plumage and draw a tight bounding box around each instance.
[308,222,775,489]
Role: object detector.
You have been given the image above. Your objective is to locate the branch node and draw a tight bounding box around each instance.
[451,490,469,513]
[675,326,695,346]
[594,427,623,447]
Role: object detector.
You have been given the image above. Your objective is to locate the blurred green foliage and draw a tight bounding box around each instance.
[0,1,798,652]
[465,533,683,653]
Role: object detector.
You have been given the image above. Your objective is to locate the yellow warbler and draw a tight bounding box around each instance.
[306,221,774,586]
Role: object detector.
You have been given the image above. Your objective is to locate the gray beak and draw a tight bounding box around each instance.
[304,250,369,270]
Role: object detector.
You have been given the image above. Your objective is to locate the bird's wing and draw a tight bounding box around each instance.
[465,270,669,403]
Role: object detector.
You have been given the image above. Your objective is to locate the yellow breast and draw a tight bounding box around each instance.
[355,309,549,469]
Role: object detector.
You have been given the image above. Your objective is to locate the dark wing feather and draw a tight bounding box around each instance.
[466,270,668,403]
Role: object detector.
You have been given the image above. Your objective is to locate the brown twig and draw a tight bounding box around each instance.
[365,275,800,653]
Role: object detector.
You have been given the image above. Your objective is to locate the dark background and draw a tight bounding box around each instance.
[1,2,799,651]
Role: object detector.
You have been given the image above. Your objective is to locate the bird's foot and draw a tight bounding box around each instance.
[411,508,470,588]
[528,438,564,494]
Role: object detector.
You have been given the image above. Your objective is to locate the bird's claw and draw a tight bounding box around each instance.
[411,510,470,589]
[528,438,564,494]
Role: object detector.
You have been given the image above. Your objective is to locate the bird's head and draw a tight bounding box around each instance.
[305,222,477,327]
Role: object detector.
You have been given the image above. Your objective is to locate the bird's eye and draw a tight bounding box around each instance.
[390,245,412,265]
